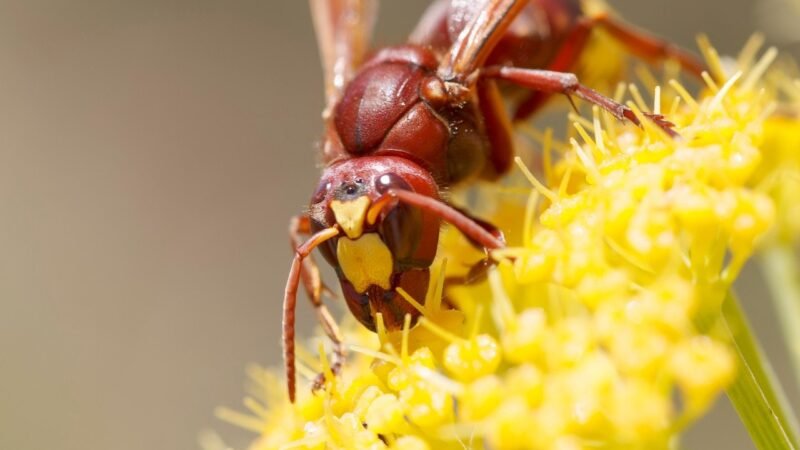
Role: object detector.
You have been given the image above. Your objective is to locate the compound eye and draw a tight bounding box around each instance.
[375,173,411,195]
[375,173,423,267]
[311,180,331,204]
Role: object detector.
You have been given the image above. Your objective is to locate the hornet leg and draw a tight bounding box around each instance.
[513,13,704,121]
[482,66,677,136]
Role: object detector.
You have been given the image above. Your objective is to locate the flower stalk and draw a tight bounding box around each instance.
[723,291,800,450]
[758,245,800,389]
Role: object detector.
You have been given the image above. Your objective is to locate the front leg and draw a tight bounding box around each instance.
[288,215,345,394]
[481,66,676,135]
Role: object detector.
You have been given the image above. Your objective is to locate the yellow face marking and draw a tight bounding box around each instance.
[337,233,393,293]
[330,196,371,239]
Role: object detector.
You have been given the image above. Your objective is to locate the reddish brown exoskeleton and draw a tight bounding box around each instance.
[284,0,704,401]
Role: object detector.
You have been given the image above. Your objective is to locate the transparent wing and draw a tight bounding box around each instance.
[309,0,378,113]
[437,0,525,84]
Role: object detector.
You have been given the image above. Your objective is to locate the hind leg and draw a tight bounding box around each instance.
[483,66,677,135]
[513,14,704,122]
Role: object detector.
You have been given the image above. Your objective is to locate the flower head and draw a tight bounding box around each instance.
[218,41,800,450]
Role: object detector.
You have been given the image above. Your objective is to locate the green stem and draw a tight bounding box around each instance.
[758,245,800,388]
[723,291,800,450]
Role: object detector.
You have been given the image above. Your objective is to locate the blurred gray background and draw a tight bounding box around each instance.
[0,1,797,449]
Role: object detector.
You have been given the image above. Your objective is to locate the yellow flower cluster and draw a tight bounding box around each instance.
[216,42,799,450]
